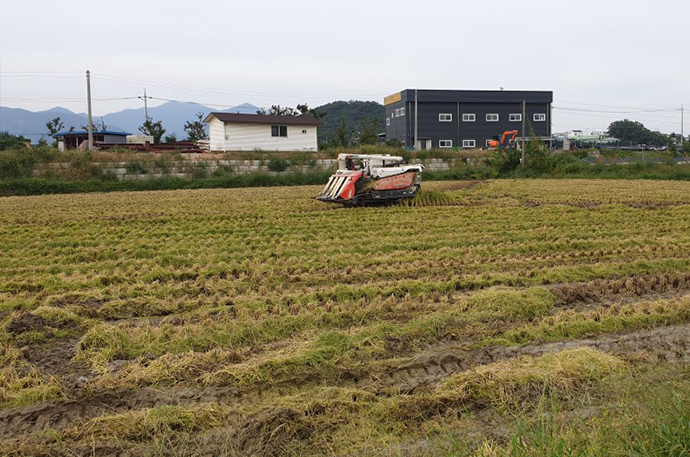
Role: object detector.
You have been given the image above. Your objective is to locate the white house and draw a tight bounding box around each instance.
[204,113,320,152]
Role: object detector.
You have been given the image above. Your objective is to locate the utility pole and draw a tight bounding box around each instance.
[521,100,526,166]
[414,89,419,151]
[681,104,685,147]
[139,89,152,121]
[86,70,94,150]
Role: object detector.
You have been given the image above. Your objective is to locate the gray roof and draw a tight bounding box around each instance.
[55,130,130,136]
[398,89,553,104]
[205,112,321,126]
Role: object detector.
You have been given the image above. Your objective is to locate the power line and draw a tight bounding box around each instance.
[91,73,386,99]
[555,99,679,110]
[552,109,680,125]
[554,105,678,115]
[1,96,138,102]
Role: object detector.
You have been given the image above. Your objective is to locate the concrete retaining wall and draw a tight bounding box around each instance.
[33,157,486,181]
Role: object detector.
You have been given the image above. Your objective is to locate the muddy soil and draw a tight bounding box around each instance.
[365,322,690,392]
[3,322,688,442]
[550,272,690,312]
[0,386,244,440]
[23,337,90,380]
[5,313,76,335]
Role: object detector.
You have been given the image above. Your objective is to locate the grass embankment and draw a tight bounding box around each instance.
[3,144,690,196]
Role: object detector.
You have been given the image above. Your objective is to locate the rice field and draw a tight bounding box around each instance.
[1,179,690,456]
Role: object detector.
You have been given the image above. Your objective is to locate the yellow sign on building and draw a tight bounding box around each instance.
[383,92,402,106]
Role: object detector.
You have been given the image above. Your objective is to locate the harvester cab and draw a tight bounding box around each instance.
[317,154,423,205]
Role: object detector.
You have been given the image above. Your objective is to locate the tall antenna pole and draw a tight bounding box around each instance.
[521,100,526,166]
[139,89,151,121]
[86,70,94,150]
[681,104,685,147]
[414,89,419,151]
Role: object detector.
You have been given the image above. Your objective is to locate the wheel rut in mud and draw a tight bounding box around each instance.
[359,322,690,392]
[3,321,689,440]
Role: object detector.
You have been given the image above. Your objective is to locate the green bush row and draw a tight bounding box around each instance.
[0,172,334,196]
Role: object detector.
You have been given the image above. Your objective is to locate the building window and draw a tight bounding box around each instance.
[462,113,476,122]
[395,109,400,117]
[439,140,453,148]
[486,113,499,122]
[301,129,307,134]
[271,125,288,137]
[386,118,391,126]
[462,139,476,148]
[534,113,546,121]
[509,113,522,122]
[439,113,452,122]
[400,107,405,116]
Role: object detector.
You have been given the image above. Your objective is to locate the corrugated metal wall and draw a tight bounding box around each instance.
[222,123,318,151]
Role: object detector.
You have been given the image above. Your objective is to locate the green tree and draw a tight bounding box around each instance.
[296,103,326,121]
[607,119,668,147]
[257,103,326,120]
[358,117,379,145]
[257,105,298,116]
[332,118,354,147]
[46,117,64,139]
[524,135,553,173]
[139,118,166,144]
[163,132,178,143]
[311,101,384,145]
[0,131,29,150]
[183,112,208,142]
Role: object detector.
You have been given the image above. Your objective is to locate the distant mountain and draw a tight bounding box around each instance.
[101,101,214,140]
[0,102,262,143]
[0,106,90,143]
[222,103,261,114]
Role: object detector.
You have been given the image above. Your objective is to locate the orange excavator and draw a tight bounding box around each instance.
[487,130,518,150]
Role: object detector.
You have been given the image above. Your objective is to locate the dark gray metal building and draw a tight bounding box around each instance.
[384,89,553,149]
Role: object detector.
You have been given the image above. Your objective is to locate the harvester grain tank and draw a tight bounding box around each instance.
[317,154,423,205]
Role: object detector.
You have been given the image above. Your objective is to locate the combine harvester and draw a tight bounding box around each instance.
[318,154,423,205]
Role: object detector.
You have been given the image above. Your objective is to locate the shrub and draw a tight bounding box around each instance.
[190,161,208,179]
[0,132,29,151]
[125,161,148,174]
[267,158,290,172]
[211,164,233,177]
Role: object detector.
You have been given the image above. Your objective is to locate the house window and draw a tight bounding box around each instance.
[439,113,452,122]
[462,113,476,122]
[271,125,288,137]
[486,114,499,122]
[509,113,522,122]
[439,140,453,148]
[301,129,307,134]
[386,118,391,126]
[462,139,476,148]
[395,109,400,117]
[534,113,546,121]
[400,107,405,116]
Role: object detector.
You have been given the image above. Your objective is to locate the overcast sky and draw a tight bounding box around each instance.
[1,0,687,134]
